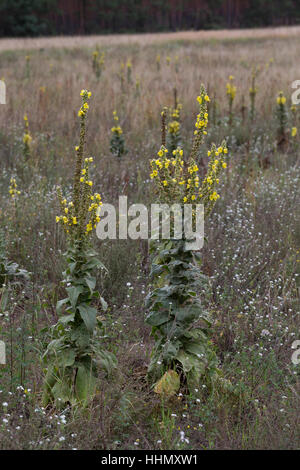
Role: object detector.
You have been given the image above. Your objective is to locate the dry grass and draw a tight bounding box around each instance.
[1,25,300,52]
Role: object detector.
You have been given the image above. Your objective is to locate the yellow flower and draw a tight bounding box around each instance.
[291,127,297,137]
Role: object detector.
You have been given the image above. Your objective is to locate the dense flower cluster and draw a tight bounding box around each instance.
[8,177,21,199]
[150,86,228,215]
[276,91,288,138]
[226,75,237,101]
[110,110,127,157]
[167,103,182,152]
[111,110,123,135]
[56,90,102,240]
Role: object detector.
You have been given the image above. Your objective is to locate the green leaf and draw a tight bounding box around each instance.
[68,261,77,275]
[56,297,69,314]
[100,296,108,311]
[66,285,84,310]
[59,313,75,324]
[58,349,76,367]
[85,276,96,292]
[75,365,97,402]
[78,304,97,332]
[146,309,170,326]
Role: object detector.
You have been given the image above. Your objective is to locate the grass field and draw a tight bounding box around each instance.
[0,26,299,450]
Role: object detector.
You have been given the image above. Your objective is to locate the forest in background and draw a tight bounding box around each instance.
[0,0,300,37]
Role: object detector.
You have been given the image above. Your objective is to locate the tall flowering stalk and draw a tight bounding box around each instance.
[146,85,229,396]
[249,67,258,122]
[291,105,298,139]
[156,54,161,72]
[110,110,127,158]
[23,114,32,160]
[226,75,236,126]
[43,90,116,409]
[92,49,105,79]
[276,91,288,142]
[166,103,182,153]
[25,55,31,79]
[126,59,132,84]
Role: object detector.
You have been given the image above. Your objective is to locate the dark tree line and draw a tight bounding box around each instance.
[0,0,300,37]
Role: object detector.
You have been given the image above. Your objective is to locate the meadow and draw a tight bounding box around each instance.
[0,26,299,450]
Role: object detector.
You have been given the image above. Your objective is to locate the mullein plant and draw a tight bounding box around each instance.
[7,177,21,226]
[291,105,298,139]
[92,49,105,79]
[8,177,21,200]
[226,75,236,126]
[249,68,258,122]
[135,77,141,98]
[43,89,116,409]
[119,63,125,93]
[166,103,182,153]
[146,85,229,397]
[110,110,127,158]
[156,54,161,72]
[276,91,288,142]
[174,56,179,74]
[126,59,132,84]
[23,114,32,161]
[25,55,31,79]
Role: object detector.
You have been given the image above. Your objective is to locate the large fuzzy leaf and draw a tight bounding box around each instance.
[78,304,97,332]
